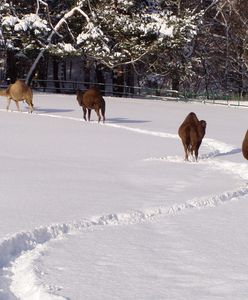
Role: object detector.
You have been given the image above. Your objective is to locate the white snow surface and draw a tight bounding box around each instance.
[0,93,247,299]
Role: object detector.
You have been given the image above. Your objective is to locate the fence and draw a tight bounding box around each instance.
[30,79,181,99]
[182,92,248,108]
[1,78,248,108]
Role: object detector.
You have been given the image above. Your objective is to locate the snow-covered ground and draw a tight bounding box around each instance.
[0,92,247,300]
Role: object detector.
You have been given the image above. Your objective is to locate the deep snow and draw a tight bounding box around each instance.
[0,93,247,299]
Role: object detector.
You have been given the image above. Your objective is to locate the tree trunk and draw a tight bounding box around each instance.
[53,57,60,93]
[113,66,124,97]
[6,50,17,83]
[96,64,105,95]
[125,64,135,97]
[171,69,180,91]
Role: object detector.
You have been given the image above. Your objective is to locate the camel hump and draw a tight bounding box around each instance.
[13,80,31,91]
[15,79,25,84]
[83,87,103,104]
[8,80,33,102]
[178,112,199,135]
[188,112,197,118]
[11,80,30,90]
[185,112,199,124]
[84,87,102,96]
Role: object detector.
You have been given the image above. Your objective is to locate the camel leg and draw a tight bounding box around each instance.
[101,109,105,123]
[27,101,34,113]
[194,140,202,162]
[83,107,87,121]
[181,137,190,161]
[194,148,198,162]
[190,148,196,161]
[15,101,21,112]
[87,109,91,121]
[29,105,33,113]
[6,98,11,111]
[95,108,101,122]
[183,143,189,161]
[194,143,201,162]
[189,145,195,161]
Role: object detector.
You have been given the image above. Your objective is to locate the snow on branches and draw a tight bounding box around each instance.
[0,0,201,81]
[3,14,50,34]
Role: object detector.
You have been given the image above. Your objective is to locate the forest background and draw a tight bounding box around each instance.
[0,0,247,99]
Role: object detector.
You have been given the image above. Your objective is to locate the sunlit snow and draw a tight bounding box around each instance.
[0,93,247,299]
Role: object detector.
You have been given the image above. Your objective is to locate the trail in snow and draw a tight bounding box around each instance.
[6,183,248,299]
[4,183,248,299]
[10,245,66,300]
[145,135,248,181]
[145,154,248,181]
[202,138,241,158]
[0,110,247,299]
[0,108,179,139]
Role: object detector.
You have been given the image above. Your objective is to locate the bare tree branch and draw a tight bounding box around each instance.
[26,6,90,84]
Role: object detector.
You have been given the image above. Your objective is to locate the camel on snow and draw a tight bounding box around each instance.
[0,80,34,113]
[178,112,207,161]
[76,87,105,122]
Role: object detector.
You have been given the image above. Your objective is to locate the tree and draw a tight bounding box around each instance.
[0,0,199,88]
[215,0,248,96]
[194,0,248,97]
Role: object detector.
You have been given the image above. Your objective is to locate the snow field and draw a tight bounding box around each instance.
[0,93,247,299]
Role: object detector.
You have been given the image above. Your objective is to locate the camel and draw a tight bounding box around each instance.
[0,80,34,113]
[178,112,207,161]
[242,130,248,160]
[76,87,105,122]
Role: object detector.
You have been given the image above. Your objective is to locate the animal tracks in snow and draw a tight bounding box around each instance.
[145,135,248,181]
[3,184,248,299]
[0,109,248,299]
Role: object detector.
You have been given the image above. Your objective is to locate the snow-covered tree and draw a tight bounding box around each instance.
[0,0,200,87]
[188,0,248,97]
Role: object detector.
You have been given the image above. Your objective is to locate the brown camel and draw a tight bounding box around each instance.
[242,130,248,160]
[178,112,207,161]
[76,87,105,122]
[0,80,34,113]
